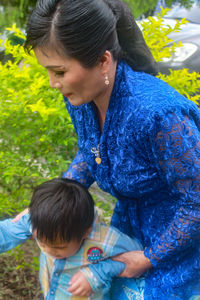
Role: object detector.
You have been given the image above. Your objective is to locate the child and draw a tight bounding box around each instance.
[0,178,144,299]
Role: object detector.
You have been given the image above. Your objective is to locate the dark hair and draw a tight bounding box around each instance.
[29,178,94,242]
[25,0,158,75]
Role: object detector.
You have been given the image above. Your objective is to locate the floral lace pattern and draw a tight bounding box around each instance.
[62,151,94,188]
[145,114,200,262]
[144,112,200,299]
[63,61,200,299]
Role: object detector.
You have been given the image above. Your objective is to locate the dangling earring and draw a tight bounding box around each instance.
[105,74,110,86]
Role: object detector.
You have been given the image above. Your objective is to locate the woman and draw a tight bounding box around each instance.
[17,0,200,298]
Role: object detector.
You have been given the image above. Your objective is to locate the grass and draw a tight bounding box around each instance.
[0,240,41,299]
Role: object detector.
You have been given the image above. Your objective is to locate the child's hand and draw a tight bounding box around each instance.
[68,271,92,297]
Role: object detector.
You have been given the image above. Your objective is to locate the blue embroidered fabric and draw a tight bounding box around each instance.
[63,61,200,299]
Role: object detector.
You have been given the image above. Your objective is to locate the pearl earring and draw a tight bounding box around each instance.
[105,75,110,86]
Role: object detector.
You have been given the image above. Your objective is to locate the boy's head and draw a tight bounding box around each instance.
[29,178,94,259]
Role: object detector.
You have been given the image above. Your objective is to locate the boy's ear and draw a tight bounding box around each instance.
[83,226,93,239]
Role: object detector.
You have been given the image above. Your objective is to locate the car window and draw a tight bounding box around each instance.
[164,2,200,24]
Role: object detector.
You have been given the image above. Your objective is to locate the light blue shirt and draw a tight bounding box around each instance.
[0,213,143,299]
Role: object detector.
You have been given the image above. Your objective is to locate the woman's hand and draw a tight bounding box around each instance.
[11,208,29,222]
[68,271,92,297]
[112,250,153,278]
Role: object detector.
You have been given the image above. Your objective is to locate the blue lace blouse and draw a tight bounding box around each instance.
[63,61,200,299]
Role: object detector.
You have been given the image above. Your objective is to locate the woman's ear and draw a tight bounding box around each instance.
[99,50,112,75]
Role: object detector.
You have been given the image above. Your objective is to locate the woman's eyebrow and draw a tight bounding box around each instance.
[45,65,65,69]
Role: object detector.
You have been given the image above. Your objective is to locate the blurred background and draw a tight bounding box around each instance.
[0,0,199,31]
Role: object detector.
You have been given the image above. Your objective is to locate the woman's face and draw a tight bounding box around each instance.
[34,48,108,106]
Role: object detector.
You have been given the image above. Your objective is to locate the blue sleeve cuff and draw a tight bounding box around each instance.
[0,213,32,253]
[88,259,125,294]
[62,151,94,188]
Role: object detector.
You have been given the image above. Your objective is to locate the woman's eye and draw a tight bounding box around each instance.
[55,71,65,77]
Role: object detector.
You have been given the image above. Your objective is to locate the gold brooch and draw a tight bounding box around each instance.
[91,144,101,164]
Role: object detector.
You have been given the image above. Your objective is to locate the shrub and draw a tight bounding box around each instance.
[140,8,200,105]
[0,25,77,217]
[0,1,37,31]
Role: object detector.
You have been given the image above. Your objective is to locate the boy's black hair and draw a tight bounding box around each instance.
[29,178,94,243]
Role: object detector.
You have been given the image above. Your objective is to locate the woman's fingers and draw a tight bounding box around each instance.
[112,251,153,278]
[11,208,29,222]
[112,253,129,263]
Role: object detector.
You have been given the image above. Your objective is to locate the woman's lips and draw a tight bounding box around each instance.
[64,93,72,98]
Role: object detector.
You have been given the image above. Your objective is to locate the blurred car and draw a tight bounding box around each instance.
[157,1,200,74]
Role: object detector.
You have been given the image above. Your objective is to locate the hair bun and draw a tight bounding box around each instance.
[104,0,158,75]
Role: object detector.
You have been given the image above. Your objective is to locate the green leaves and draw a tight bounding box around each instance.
[0,29,77,216]
[139,8,188,62]
[139,8,200,104]
[158,69,200,104]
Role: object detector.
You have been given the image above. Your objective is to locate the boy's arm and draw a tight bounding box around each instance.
[80,259,125,294]
[68,259,125,297]
[80,232,143,294]
[0,213,32,253]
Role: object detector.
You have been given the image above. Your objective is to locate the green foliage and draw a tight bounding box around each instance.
[0,6,21,31]
[123,0,158,18]
[0,241,41,298]
[91,189,116,224]
[139,8,200,104]
[158,69,200,105]
[140,8,188,62]
[123,0,198,18]
[0,25,77,217]
[0,1,37,31]
[8,244,39,271]
[0,0,197,32]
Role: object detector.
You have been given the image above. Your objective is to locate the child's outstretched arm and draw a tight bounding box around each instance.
[0,213,32,253]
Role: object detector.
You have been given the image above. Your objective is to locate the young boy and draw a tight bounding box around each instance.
[0,178,144,299]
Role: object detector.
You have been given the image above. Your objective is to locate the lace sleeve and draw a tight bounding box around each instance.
[62,151,94,188]
[144,112,200,267]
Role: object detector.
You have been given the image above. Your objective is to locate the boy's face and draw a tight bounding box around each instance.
[37,238,83,259]
[33,227,91,259]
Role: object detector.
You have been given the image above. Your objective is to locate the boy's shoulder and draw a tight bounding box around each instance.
[81,214,120,264]
[87,213,123,243]
[81,213,142,264]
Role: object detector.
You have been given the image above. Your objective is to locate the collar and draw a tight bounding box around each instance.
[87,209,101,241]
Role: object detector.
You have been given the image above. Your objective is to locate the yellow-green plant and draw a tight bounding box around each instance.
[0,25,77,216]
[140,8,200,104]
